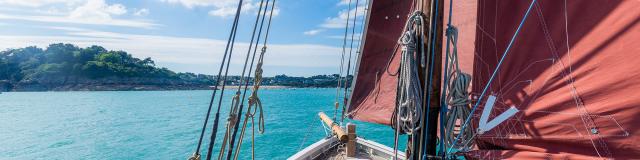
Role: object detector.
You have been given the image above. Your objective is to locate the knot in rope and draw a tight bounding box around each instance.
[247,96,265,134]
[411,11,423,25]
[188,152,201,160]
[446,24,458,37]
[400,31,417,54]
[227,91,242,125]
[248,45,266,134]
[394,28,423,135]
[231,91,241,111]
[226,114,238,129]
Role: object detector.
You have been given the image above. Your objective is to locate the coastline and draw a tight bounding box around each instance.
[0,85,299,92]
[216,85,293,89]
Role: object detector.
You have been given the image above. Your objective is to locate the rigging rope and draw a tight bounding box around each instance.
[438,0,474,155]
[395,23,424,134]
[190,1,243,160]
[230,1,276,159]
[222,0,274,159]
[442,27,474,149]
[216,0,268,159]
[334,0,354,124]
[443,71,473,149]
[343,0,369,119]
[218,92,242,159]
[340,0,361,124]
[438,0,454,156]
[232,47,267,160]
[391,10,426,160]
[419,0,440,159]
[446,0,537,155]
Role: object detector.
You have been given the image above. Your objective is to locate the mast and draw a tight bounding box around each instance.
[413,0,444,159]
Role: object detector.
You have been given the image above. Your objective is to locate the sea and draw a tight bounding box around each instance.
[0,88,406,160]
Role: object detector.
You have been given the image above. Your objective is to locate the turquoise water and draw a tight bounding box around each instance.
[0,89,406,159]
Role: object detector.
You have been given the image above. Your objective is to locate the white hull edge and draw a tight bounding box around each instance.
[289,137,407,160]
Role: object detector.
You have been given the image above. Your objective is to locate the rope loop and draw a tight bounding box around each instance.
[446,24,457,37]
[393,15,424,134]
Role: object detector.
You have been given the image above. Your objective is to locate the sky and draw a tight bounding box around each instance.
[0,0,368,76]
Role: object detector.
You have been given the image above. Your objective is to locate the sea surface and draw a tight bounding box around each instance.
[0,88,406,160]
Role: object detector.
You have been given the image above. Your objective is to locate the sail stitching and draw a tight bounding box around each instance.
[446,0,538,155]
[534,3,612,158]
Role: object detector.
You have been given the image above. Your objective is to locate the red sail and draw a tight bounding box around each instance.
[462,0,640,159]
[347,0,413,125]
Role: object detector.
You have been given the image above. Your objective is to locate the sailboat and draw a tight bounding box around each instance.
[186,0,640,159]
[292,0,640,159]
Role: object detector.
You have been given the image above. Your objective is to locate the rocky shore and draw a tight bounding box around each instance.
[0,76,208,92]
[0,76,295,92]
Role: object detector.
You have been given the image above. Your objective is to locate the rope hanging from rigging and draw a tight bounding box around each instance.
[433,0,474,154]
[391,10,427,160]
[232,47,267,160]
[229,0,276,159]
[218,91,242,160]
[393,10,429,134]
[219,0,274,159]
[340,0,361,125]
[441,24,474,152]
[189,0,244,160]
[334,0,355,124]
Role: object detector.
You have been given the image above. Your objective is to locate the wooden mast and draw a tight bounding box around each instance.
[412,0,444,159]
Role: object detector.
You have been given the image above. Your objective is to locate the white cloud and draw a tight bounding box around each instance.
[0,0,84,7]
[208,1,279,18]
[0,27,342,75]
[0,0,158,28]
[301,0,367,39]
[160,0,223,9]
[161,0,279,18]
[134,8,150,16]
[303,29,324,36]
[321,4,366,29]
[68,0,127,21]
[207,1,252,18]
[0,13,158,29]
[337,0,350,6]
[327,33,362,41]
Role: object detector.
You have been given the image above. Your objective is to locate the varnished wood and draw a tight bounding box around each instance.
[318,112,348,142]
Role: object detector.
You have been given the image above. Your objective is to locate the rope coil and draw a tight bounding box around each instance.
[392,11,426,159]
[438,18,474,152]
[393,11,426,135]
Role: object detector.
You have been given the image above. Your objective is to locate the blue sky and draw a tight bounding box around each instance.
[0,0,367,76]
